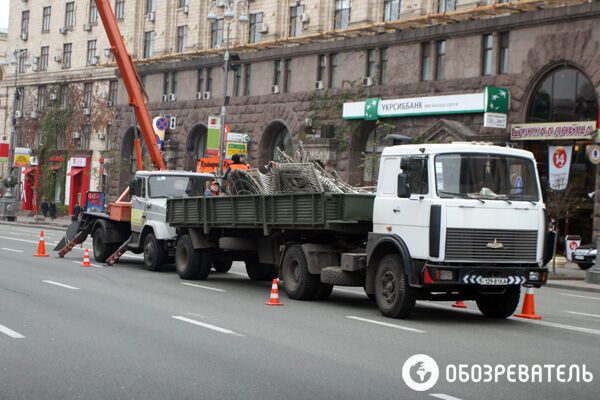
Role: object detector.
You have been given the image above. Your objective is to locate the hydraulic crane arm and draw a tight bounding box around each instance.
[96,0,166,171]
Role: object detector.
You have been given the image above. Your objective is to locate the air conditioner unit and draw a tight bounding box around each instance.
[59,27,68,35]
[106,100,114,107]
[300,13,310,24]
[31,64,38,72]
[361,76,374,87]
[54,55,62,63]
[15,110,22,118]
[80,102,87,109]
[30,111,37,118]
[271,85,280,94]
[161,94,168,102]
[90,56,99,65]
[182,6,189,14]
[49,93,57,101]
[202,91,211,100]
[258,23,269,34]
[32,56,39,64]
[147,12,156,22]
[96,133,106,140]
[315,81,324,90]
[72,132,81,139]
[83,108,91,115]
[0,136,7,142]
[169,116,177,130]
[83,23,92,32]
[20,32,28,41]
[168,93,177,102]
[196,92,203,100]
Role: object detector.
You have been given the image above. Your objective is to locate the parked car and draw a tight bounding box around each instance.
[572,244,597,270]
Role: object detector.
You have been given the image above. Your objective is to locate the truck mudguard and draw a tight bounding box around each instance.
[366,233,419,292]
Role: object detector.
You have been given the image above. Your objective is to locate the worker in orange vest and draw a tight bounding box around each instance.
[223,154,250,180]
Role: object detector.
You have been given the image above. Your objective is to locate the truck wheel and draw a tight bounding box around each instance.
[175,235,212,280]
[213,260,233,273]
[476,286,521,318]
[245,261,277,281]
[374,254,417,319]
[281,245,320,300]
[92,227,118,263]
[577,263,593,270]
[143,233,167,272]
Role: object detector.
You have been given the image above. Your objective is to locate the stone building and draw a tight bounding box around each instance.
[0,28,8,178]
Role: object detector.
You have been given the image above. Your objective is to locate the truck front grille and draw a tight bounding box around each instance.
[445,228,538,262]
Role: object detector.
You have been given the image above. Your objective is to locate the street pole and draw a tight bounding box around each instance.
[218,22,231,179]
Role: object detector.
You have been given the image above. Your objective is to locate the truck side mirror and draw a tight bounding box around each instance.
[397,173,410,198]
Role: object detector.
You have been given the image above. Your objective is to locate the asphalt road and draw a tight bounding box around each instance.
[1,224,599,400]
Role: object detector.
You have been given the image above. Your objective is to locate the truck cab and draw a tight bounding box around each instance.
[366,143,549,318]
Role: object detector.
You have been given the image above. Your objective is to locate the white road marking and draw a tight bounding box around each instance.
[172,316,243,336]
[522,319,600,336]
[0,236,38,245]
[42,280,80,290]
[2,248,24,253]
[181,282,226,292]
[0,323,25,339]
[430,394,464,400]
[564,311,600,319]
[346,316,426,333]
[560,293,600,301]
[71,261,103,268]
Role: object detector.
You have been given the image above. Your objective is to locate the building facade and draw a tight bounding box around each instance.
[1,0,599,242]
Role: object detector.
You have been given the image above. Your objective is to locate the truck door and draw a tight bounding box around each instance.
[392,156,432,260]
[130,176,146,234]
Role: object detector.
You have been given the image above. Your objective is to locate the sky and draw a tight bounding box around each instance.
[0,0,9,30]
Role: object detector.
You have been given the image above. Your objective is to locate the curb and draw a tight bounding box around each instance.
[546,281,600,294]
[0,221,69,232]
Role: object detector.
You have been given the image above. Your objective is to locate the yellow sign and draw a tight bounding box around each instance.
[14,154,30,167]
[131,209,144,227]
[226,142,247,158]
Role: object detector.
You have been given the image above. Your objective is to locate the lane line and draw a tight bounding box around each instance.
[0,323,25,339]
[560,293,600,301]
[172,316,243,336]
[2,248,24,253]
[181,282,226,293]
[71,261,103,268]
[0,236,38,245]
[564,311,600,319]
[346,316,426,333]
[42,280,80,290]
[430,394,464,400]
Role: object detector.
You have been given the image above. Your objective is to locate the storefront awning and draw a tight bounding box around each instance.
[22,167,36,175]
[66,167,83,177]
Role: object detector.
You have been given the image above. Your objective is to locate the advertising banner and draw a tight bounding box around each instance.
[14,147,31,167]
[86,191,106,213]
[206,116,221,156]
[0,143,8,164]
[548,145,573,191]
[511,121,596,141]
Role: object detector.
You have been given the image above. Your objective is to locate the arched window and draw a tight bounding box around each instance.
[527,65,597,123]
[185,124,207,171]
[272,125,293,160]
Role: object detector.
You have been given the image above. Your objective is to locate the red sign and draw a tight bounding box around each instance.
[0,143,8,162]
[552,147,567,169]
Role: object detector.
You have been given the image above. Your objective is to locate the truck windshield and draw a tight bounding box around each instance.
[434,153,539,202]
[148,175,211,199]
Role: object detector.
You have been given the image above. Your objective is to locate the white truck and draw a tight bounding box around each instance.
[166,143,551,319]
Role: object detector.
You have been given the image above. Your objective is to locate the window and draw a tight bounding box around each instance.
[115,0,125,20]
[272,126,293,160]
[89,1,98,24]
[176,26,187,52]
[42,6,51,33]
[39,46,49,72]
[59,84,69,109]
[379,48,388,84]
[435,40,446,80]
[37,86,47,111]
[20,11,29,38]
[197,69,205,93]
[317,54,326,83]
[63,43,72,69]
[233,67,242,97]
[18,50,28,73]
[421,42,432,81]
[498,32,509,74]
[211,19,224,48]
[328,54,338,88]
[289,5,304,37]
[284,59,292,93]
[143,31,155,58]
[87,40,97,65]
[108,80,118,106]
[438,0,456,13]
[206,68,213,93]
[273,60,282,86]
[244,64,252,96]
[249,13,263,43]
[482,34,493,76]
[65,2,75,28]
[334,0,351,29]
[162,72,178,96]
[146,0,156,13]
[384,0,401,21]
[16,87,25,113]
[527,66,598,123]
[178,0,189,7]
[83,82,93,109]
[81,125,91,149]
[366,49,376,79]
[407,157,429,195]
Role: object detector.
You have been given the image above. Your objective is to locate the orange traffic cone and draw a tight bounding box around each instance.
[34,230,49,257]
[452,300,467,309]
[514,286,542,320]
[81,248,92,267]
[265,278,283,306]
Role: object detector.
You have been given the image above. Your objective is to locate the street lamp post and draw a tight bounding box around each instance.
[207,0,248,179]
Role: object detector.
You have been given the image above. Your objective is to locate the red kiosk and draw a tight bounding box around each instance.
[66,157,91,215]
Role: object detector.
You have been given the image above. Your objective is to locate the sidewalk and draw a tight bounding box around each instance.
[0,212,72,232]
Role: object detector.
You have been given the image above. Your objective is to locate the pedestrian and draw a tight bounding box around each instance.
[72,203,81,222]
[40,198,49,218]
[204,181,221,197]
[223,154,250,180]
[49,201,57,220]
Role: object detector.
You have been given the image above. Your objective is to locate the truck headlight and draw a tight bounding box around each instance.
[439,270,454,281]
[529,271,540,281]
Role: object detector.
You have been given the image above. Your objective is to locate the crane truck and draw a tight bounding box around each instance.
[166,144,552,319]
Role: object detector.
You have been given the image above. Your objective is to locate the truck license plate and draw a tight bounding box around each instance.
[574,255,584,260]
[480,277,508,285]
